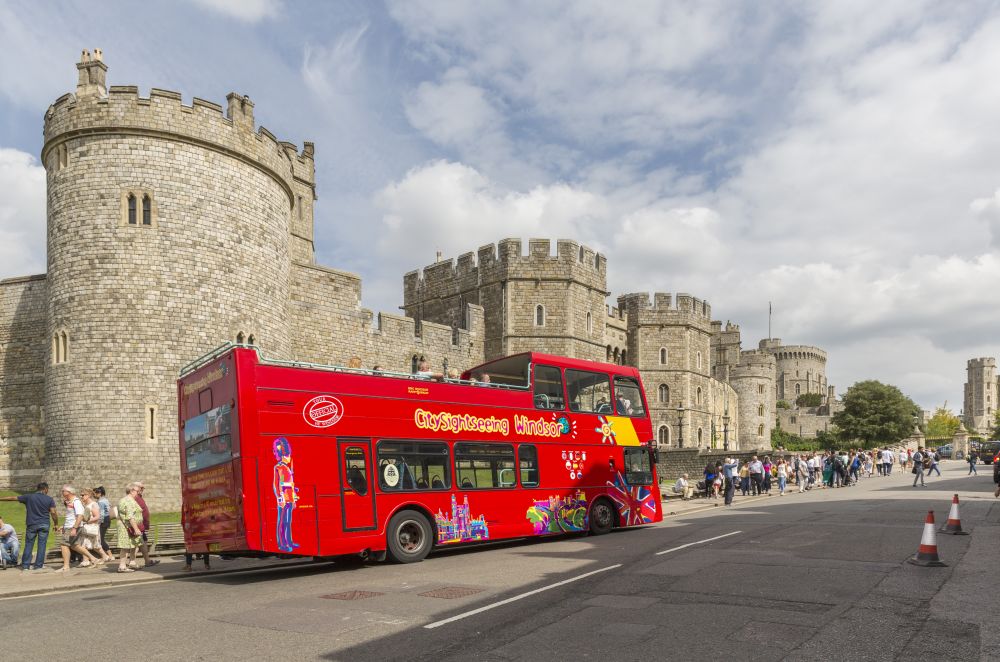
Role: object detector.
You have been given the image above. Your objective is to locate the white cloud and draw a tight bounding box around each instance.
[971,188,1000,248]
[0,148,46,278]
[186,0,281,22]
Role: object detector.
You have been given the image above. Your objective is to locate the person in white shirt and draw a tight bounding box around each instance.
[881,449,894,476]
[57,485,99,572]
[672,474,694,500]
[0,516,19,566]
[898,449,908,471]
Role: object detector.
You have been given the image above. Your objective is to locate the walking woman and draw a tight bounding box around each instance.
[79,488,111,565]
[762,456,773,494]
[776,458,787,496]
[95,486,112,555]
[116,483,144,573]
[739,463,750,496]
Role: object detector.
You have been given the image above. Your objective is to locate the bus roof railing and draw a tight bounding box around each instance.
[179,342,529,391]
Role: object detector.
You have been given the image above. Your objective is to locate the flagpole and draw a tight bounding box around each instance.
[768,301,772,339]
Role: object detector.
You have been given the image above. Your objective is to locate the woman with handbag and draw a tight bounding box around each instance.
[116,483,144,573]
[79,488,111,565]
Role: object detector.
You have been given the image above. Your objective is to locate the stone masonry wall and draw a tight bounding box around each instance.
[0,276,47,490]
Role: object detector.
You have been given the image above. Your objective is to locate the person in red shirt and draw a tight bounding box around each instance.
[132,482,160,568]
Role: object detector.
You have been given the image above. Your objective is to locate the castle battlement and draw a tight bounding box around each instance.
[43,51,314,212]
[616,292,712,328]
[404,238,607,303]
[967,357,996,368]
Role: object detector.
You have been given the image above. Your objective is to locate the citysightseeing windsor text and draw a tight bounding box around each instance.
[413,408,562,439]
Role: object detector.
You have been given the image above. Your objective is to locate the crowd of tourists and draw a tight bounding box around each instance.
[0,481,170,574]
[669,445,994,505]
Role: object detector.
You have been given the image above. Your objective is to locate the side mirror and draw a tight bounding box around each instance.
[651,448,660,464]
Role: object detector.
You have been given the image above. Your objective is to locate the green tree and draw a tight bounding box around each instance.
[795,393,823,407]
[776,400,790,409]
[992,410,1000,440]
[831,380,920,447]
[925,405,961,438]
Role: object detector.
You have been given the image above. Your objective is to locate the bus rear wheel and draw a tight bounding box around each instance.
[589,498,616,535]
[387,510,433,563]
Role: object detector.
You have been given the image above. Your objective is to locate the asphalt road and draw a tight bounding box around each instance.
[2,462,996,661]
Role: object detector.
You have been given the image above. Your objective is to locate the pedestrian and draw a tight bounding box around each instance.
[881,447,893,476]
[116,483,144,573]
[912,448,926,487]
[0,482,58,571]
[183,553,211,572]
[95,486,112,555]
[739,462,750,496]
[994,459,1000,498]
[748,456,764,495]
[56,485,99,572]
[722,457,738,506]
[762,456,773,494]
[967,451,978,475]
[898,448,907,473]
[874,448,883,476]
[712,465,723,499]
[796,455,809,492]
[776,458,787,496]
[863,451,874,478]
[926,449,942,477]
[133,482,160,568]
[79,488,111,565]
[849,452,861,483]
[0,515,19,568]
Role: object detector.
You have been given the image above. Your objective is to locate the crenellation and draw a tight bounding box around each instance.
[528,238,551,257]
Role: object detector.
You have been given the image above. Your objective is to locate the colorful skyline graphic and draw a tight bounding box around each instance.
[526,491,588,534]
[435,494,490,544]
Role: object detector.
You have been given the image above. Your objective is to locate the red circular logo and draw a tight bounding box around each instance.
[303,395,344,428]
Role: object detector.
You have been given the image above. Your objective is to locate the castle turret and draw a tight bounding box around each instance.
[42,52,304,509]
[729,350,776,450]
[963,357,997,436]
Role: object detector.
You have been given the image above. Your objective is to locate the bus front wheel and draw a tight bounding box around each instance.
[387,510,433,563]
[589,499,616,535]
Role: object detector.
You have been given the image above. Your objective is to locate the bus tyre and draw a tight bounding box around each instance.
[387,510,433,563]
[589,498,615,535]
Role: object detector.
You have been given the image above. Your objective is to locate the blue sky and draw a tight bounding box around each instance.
[2,0,1000,412]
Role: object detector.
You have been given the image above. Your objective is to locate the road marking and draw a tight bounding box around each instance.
[423,563,623,629]
[655,530,742,556]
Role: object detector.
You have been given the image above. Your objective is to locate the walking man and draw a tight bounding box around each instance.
[748,456,764,496]
[881,448,893,476]
[57,485,99,572]
[912,448,926,487]
[968,451,978,475]
[722,457,739,506]
[0,482,58,571]
[926,450,942,477]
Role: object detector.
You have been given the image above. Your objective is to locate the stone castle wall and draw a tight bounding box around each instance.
[404,239,607,362]
[0,276,47,489]
[759,339,828,402]
[730,350,776,449]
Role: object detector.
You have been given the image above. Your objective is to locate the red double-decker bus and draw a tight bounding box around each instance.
[178,345,661,563]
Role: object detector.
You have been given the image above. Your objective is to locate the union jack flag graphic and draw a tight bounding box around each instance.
[606,471,658,525]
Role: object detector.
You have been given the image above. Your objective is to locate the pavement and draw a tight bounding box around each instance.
[1,460,996,661]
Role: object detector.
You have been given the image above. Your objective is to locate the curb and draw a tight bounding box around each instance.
[0,559,322,599]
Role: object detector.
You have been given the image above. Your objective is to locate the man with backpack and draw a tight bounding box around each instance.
[967,451,978,476]
[926,449,942,477]
[911,447,926,487]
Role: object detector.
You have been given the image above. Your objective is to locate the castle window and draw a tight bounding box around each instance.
[620,350,627,365]
[697,428,703,445]
[247,334,255,346]
[659,348,667,365]
[146,404,157,441]
[127,194,137,225]
[790,416,797,424]
[236,332,245,345]
[52,330,69,364]
[658,425,669,447]
[795,384,801,395]
[758,384,765,394]
[57,144,68,170]
[658,384,669,403]
[594,254,599,269]
[297,195,303,221]
[122,190,156,227]
[142,195,152,225]
[758,404,764,417]
[535,305,545,327]
[757,424,764,437]
[578,246,584,262]
[696,351,702,370]
[696,387,702,406]
[587,312,592,334]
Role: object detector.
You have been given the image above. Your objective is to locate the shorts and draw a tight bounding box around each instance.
[61,527,81,547]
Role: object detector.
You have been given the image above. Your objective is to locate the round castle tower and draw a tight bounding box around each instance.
[42,51,309,509]
[729,350,776,450]
[758,338,828,403]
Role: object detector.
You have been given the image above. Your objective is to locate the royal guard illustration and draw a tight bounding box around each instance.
[272,437,300,551]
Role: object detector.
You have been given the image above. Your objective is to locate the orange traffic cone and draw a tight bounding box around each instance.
[939,494,969,535]
[907,510,947,567]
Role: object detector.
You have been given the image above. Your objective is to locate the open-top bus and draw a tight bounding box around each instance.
[178,345,661,563]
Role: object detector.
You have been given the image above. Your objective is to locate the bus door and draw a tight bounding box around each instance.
[338,439,376,531]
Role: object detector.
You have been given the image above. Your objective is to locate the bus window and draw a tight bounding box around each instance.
[376,441,450,491]
[613,376,645,417]
[344,447,368,496]
[455,443,516,489]
[533,365,564,410]
[623,446,652,486]
[183,403,233,472]
[518,445,539,487]
[565,369,611,414]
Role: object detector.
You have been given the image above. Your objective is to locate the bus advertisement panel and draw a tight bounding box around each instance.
[178,346,661,562]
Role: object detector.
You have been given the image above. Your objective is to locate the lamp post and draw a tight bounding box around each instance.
[723,410,730,452]
[676,407,684,449]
